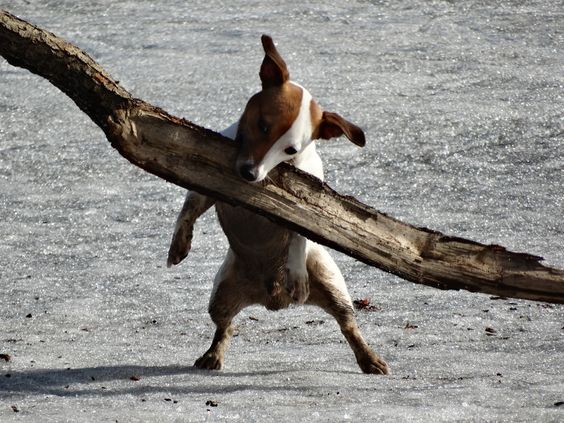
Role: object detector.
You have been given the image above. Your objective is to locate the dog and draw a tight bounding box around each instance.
[167,35,389,374]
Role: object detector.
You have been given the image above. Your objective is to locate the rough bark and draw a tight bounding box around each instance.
[1,10,563,304]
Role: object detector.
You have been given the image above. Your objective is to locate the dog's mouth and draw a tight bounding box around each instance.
[239,175,269,187]
[237,169,270,187]
[236,161,272,185]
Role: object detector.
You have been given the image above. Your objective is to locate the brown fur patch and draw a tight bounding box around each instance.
[311,109,366,147]
[236,83,303,165]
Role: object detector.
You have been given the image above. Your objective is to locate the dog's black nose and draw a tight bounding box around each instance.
[239,164,258,182]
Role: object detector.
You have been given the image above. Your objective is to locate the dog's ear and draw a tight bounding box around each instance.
[316,111,366,147]
[259,35,289,88]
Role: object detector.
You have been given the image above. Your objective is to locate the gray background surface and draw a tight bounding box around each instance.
[1,1,562,421]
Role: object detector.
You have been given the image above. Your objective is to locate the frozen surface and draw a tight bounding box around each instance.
[0,0,563,421]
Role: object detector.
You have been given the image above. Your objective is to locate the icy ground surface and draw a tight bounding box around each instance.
[0,1,563,421]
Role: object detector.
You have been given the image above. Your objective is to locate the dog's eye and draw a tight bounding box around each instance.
[258,118,269,134]
[284,146,298,155]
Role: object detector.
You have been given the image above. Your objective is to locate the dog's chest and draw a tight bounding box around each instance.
[215,202,291,258]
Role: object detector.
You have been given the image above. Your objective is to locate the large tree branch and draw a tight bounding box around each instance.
[1,10,563,304]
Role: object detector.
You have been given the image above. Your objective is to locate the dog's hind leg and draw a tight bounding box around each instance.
[194,250,249,370]
[306,243,389,375]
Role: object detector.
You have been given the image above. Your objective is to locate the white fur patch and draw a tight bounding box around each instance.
[306,241,352,307]
[286,234,309,303]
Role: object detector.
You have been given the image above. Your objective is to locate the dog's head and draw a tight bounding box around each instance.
[235,35,366,183]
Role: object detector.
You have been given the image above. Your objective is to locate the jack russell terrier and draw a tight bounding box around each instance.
[167,35,389,374]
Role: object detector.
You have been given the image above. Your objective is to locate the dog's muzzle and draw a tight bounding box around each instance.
[238,163,259,182]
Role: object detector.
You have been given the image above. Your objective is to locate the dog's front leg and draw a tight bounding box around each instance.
[286,234,309,303]
[167,191,215,267]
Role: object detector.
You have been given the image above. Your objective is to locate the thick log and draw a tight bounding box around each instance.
[1,10,563,303]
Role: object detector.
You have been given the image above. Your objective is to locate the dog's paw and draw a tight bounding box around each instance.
[194,352,223,370]
[285,265,310,303]
[167,224,194,267]
[358,353,390,375]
